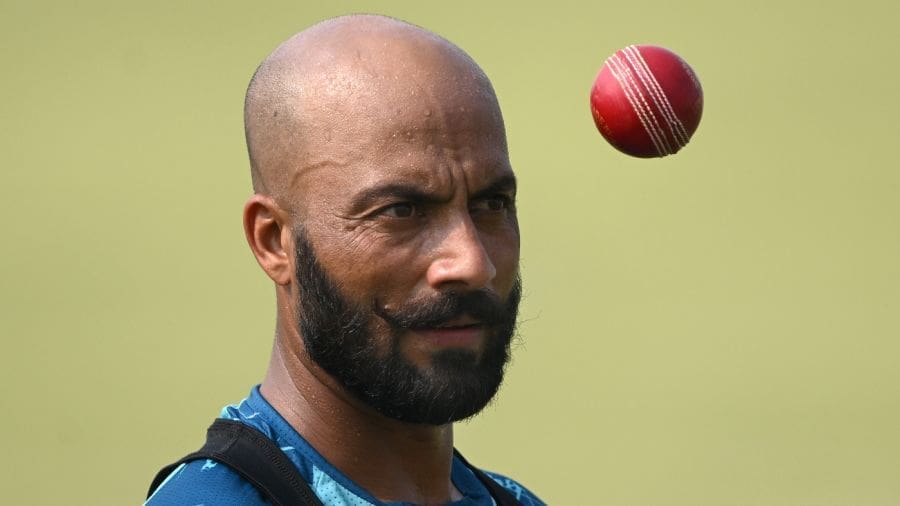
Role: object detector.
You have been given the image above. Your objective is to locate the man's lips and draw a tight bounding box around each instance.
[410,317,485,347]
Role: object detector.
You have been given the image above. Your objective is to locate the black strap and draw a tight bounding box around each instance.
[147,419,324,506]
[148,418,521,506]
[454,449,523,506]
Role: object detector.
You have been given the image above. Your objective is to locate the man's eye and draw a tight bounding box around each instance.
[472,196,512,213]
[381,202,416,218]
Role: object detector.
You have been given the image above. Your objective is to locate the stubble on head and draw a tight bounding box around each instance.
[242,14,507,211]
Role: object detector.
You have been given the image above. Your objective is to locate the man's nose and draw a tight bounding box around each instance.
[425,215,497,290]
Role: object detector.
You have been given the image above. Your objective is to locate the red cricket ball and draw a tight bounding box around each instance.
[590,44,703,158]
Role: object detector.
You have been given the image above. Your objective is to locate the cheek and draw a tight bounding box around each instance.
[313,226,428,302]
[482,223,521,290]
[367,316,401,356]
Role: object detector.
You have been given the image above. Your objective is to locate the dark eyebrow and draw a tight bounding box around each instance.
[348,173,517,213]
[349,183,448,213]
[470,174,517,201]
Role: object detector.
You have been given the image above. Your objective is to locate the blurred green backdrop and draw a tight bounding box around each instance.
[3,0,899,504]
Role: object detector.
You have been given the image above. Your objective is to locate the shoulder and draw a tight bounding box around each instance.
[482,470,546,506]
[145,458,270,506]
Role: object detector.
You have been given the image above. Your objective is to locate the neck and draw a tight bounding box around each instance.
[260,317,461,504]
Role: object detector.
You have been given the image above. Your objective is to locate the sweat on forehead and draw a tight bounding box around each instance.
[242,14,503,204]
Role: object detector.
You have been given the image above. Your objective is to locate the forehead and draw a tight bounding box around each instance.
[362,127,511,191]
[292,76,511,210]
[299,117,512,213]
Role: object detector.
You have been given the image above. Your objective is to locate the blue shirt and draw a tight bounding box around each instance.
[146,386,544,505]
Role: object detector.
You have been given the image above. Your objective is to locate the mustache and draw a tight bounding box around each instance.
[374,284,520,330]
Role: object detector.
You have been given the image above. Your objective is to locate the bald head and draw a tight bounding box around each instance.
[243,15,506,207]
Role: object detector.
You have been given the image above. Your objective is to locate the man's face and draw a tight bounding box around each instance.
[288,70,521,424]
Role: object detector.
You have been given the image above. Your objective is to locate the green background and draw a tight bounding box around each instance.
[3,1,899,504]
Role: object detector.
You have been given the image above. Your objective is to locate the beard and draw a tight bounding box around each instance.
[293,229,521,425]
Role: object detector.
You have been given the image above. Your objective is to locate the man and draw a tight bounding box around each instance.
[146,14,542,505]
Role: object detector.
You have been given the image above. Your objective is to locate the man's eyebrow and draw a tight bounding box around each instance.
[349,174,518,211]
[470,174,517,200]
[349,182,446,210]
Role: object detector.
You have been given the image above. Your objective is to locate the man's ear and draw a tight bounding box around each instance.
[243,194,293,285]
